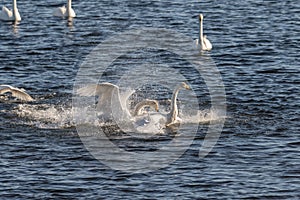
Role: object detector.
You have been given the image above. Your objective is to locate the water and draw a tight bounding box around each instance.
[0,0,299,199]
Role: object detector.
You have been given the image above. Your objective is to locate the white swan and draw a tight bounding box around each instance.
[165,82,191,127]
[53,0,76,18]
[77,82,159,122]
[0,0,21,21]
[0,85,34,101]
[132,99,159,116]
[195,14,212,51]
[142,82,191,131]
[77,83,128,120]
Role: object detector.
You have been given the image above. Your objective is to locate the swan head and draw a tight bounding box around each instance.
[179,82,191,90]
[199,14,203,21]
[149,100,159,112]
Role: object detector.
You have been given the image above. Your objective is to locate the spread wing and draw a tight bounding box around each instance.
[0,85,34,101]
[77,83,119,97]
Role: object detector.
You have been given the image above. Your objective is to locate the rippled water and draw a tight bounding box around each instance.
[0,0,299,199]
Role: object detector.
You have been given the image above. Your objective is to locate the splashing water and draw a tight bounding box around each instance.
[12,104,74,129]
[10,98,224,133]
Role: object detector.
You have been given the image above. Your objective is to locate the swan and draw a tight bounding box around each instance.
[0,0,21,21]
[141,82,191,132]
[132,99,159,116]
[165,82,191,127]
[0,85,34,101]
[77,82,159,121]
[53,0,76,18]
[77,82,128,120]
[195,14,212,51]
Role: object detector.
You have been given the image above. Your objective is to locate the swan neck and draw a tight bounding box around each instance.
[13,0,18,16]
[133,101,150,116]
[169,86,181,120]
[67,0,72,12]
[199,17,204,44]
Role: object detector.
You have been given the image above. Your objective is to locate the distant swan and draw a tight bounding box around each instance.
[0,85,33,101]
[53,0,76,18]
[77,83,158,121]
[0,0,21,21]
[195,14,212,51]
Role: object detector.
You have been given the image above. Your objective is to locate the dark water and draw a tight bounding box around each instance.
[1,0,299,199]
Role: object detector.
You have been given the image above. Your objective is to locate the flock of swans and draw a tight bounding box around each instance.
[0,1,212,51]
[77,82,191,130]
[0,82,191,132]
[0,0,75,21]
[0,1,213,133]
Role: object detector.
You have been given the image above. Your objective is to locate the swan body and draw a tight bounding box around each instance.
[0,0,21,21]
[53,0,76,18]
[0,85,33,101]
[196,14,212,51]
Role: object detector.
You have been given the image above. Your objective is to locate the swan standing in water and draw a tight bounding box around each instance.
[195,14,212,51]
[0,85,34,101]
[53,0,76,18]
[0,0,21,21]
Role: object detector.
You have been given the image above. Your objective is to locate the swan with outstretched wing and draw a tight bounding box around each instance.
[77,82,159,118]
[0,85,34,101]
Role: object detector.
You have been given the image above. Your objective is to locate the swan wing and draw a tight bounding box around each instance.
[77,83,119,97]
[77,84,99,96]
[0,6,12,20]
[68,8,76,17]
[0,85,34,101]
[53,6,66,17]
[77,83,120,110]
[203,36,212,50]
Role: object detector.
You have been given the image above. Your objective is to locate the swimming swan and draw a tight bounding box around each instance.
[53,0,76,18]
[132,99,159,116]
[165,82,191,127]
[0,0,21,21]
[195,14,212,51]
[0,85,34,101]
[143,82,191,131]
